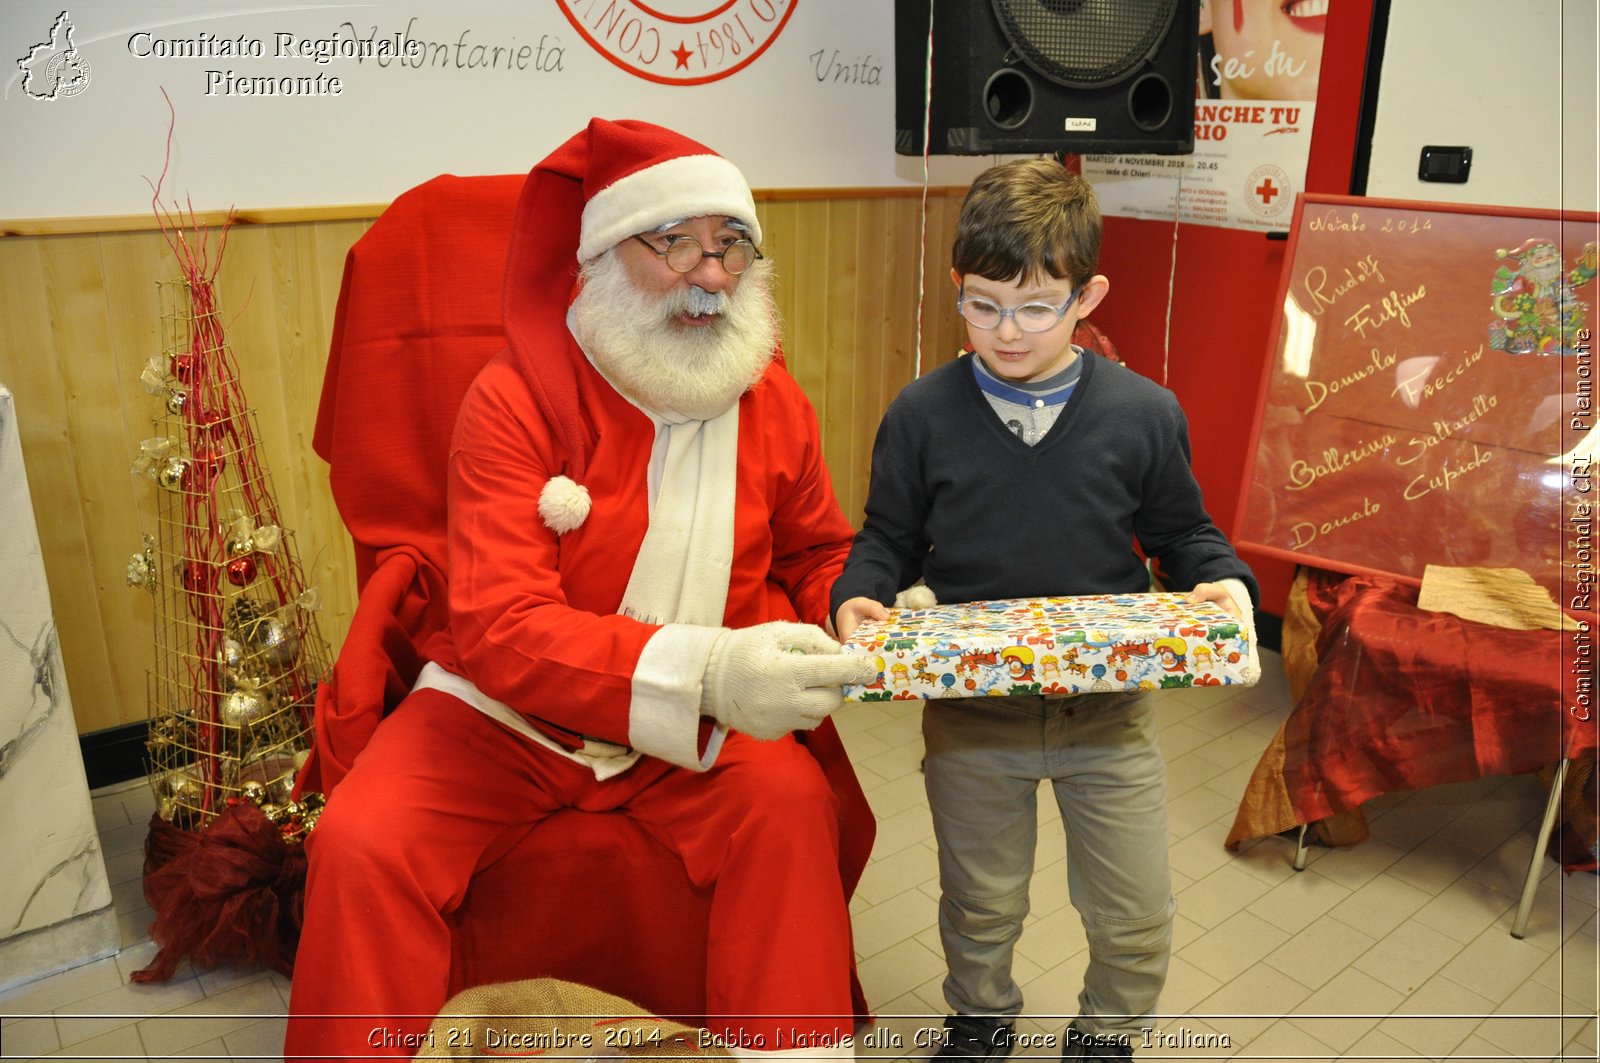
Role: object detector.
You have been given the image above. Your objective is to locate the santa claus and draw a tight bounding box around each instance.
[285,119,877,1061]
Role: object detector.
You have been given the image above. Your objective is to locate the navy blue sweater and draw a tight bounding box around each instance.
[832,351,1258,615]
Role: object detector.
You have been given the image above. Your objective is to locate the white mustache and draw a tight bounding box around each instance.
[672,286,727,318]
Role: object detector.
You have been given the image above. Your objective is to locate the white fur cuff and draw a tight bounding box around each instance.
[538,475,591,534]
[894,583,938,610]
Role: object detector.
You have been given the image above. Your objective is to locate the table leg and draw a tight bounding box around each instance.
[1293,823,1309,872]
[1512,759,1568,939]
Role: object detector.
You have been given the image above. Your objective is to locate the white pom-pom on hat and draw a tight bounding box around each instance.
[538,475,591,534]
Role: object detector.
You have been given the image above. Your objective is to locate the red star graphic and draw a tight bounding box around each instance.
[672,41,692,70]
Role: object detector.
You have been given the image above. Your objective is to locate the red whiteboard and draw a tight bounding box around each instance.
[1235,194,1599,605]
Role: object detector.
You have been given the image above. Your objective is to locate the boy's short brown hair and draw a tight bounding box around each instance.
[951,158,1102,289]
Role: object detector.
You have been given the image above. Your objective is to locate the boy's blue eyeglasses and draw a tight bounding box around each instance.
[957,287,1082,333]
[633,234,763,275]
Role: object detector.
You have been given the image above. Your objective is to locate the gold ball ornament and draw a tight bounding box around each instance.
[250,616,301,670]
[220,687,269,727]
[237,780,267,805]
[157,456,189,491]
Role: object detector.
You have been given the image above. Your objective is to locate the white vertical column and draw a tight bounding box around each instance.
[0,386,119,991]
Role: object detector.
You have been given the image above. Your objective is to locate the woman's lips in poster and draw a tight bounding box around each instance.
[1282,0,1330,35]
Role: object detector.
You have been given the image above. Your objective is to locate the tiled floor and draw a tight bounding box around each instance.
[4,649,1597,1061]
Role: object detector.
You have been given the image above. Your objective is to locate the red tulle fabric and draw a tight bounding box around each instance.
[133,805,307,983]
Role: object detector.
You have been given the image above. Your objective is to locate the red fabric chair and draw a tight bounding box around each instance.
[299,173,874,1021]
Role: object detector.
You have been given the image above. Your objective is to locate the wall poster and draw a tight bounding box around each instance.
[1235,193,1599,613]
[1080,0,1329,231]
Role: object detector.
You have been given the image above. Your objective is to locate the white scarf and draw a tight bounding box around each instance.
[617,404,739,627]
[579,339,741,774]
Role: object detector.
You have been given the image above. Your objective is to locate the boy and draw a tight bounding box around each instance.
[832,159,1257,1061]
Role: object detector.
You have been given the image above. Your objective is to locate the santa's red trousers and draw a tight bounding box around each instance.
[284,690,854,1060]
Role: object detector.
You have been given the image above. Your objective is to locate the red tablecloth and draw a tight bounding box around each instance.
[1227,569,1596,849]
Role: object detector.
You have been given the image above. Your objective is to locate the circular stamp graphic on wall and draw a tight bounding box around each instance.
[1244,164,1292,220]
[555,0,797,86]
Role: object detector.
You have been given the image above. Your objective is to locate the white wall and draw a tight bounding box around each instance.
[1367,0,1597,212]
[0,0,996,220]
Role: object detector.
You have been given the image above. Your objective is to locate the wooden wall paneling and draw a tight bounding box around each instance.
[880,195,921,402]
[885,195,917,393]
[820,199,862,520]
[0,236,116,735]
[259,222,355,649]
[777,201,834,496]
[33,234,143,732]
[849,195,892,527]
[755,199,809,388]
[306,219,375,633]
[92,231,175,732]
[923,193,966,376]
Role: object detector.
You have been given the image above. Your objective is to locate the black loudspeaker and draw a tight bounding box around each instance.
[895,0,1197,156]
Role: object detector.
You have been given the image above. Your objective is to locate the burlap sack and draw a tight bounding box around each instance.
[416,979,732,1060]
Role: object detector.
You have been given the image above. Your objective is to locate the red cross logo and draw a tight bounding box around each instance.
[1255,177,1280,205]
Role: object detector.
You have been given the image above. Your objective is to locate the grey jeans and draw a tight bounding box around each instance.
[922,691,1174,1037]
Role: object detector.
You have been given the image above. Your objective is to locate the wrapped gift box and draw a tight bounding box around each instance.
[842,593,1258,701]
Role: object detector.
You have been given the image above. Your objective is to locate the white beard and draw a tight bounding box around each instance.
[571,251,779,421]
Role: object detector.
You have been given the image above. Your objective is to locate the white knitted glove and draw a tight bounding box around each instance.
[701,622,877,740]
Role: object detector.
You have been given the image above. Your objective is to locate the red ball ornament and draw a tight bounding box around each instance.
[225,554,258,586]
[182,561,217,595]
[170,353,196,383]
[189,395,232,435]
[191,443,227,479]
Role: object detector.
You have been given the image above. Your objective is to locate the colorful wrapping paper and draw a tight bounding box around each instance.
[842,593,1258,701]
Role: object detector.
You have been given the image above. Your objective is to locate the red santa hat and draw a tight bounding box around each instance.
[501,119,759,529]
[572,121,761,262]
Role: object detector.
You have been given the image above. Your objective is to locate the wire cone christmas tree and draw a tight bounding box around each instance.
[127,191,332,981]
